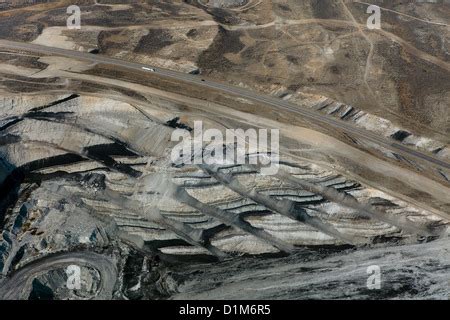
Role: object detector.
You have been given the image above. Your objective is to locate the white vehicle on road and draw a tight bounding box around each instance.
[142,67,156,72]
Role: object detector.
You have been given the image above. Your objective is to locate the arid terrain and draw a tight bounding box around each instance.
[0,0,449,300]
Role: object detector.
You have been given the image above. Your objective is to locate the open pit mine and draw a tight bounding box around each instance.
[0,0,449,300]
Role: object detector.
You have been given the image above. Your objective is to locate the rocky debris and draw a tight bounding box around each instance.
[28,266,101,300]
[166,237,450,299]
[0,92,448,299]
[299,95,450,163]
[0,251,118,300]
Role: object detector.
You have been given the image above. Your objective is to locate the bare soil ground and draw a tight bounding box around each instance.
[1,0,448,142]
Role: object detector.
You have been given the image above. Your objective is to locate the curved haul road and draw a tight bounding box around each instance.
[0,40,449,171]
[0,251,117,300]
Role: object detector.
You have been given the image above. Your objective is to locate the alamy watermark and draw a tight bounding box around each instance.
[66,264,81,290]
[366,5,381,30]
[67,5,81,30]
[171,121,280,175]
[366,265,381,290]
